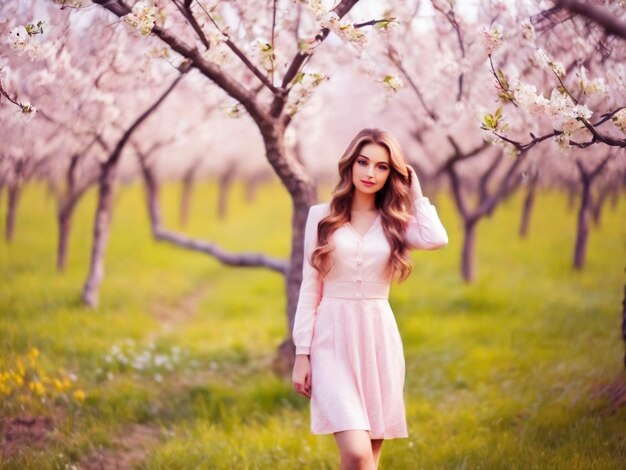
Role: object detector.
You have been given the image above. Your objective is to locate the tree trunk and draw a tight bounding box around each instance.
[610,187,619,209]
[592,186,609,227]
[57,187,93,272]
[622,283,626,370]
[140,158,162,230]
[57,203,74,272]
[245,177,260,203]
[244,171,272,203]
[82,164,116,307]
[259,125,317,375]
[5,184,21,242]
[566,185,577,211]
[217,163,237,220]
[573,181,591,270]
[461,220,477,283]
[179,173,194,228]
[519,181,537,238]
[81,74,185,307]
[274,200,315,374]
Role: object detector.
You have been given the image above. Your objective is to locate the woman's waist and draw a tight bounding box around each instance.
[321,280,390,300]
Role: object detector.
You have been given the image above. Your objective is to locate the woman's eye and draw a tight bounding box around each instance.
[358,159,367,165]
[378,165,389,171]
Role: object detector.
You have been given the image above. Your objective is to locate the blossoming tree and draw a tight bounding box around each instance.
[35,0,401,369]
[375,0,625,281]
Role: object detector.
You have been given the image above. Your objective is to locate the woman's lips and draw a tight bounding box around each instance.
[361,180,375,187]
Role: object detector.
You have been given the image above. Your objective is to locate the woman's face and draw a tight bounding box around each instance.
[351,142,391,196]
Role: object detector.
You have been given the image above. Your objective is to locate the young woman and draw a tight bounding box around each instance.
[291,128,448,469]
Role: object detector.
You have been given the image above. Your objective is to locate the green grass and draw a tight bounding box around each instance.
[0,180,625,469]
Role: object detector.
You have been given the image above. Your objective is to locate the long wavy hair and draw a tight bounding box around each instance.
[310,128,415,282]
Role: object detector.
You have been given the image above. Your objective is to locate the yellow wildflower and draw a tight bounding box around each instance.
[16,360,25,377]
[13,372,24,386]
[29,381,45,396]
[28,348,40,367]
[74,389,86,403]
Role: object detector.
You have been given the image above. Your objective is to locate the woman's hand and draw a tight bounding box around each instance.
[406,165,423,200]
[292,354,312,399]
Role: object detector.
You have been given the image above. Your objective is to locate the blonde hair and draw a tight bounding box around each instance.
[310,128,415,282]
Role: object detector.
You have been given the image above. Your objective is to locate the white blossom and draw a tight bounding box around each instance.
[480,25,503,54]
[380,75,404,93]
[19,103,37,123]
[286,71,328,115]
[252,38,274,72]
[306,0,327,18]
[52,0,86,8]
[532,48,551,69]
[8,26,30,52]
[612,108,626,133]
[570,104,592,121]
[549,60,565,79]
[336,22,368,47]
[555,133,571,151]
[124,1,162,36]
[546,88,575,117]
[223,102,243,118]
[561,118,583,135]
[319,11,339,28]
[520,20,535,42]
[318,12,367,48]
[203,33,229,65]
[576,66,608,95]
[532,48,565,78]
[298,37,321,54]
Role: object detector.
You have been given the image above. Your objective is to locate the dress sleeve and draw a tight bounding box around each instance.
[405,196,449,250]
[292,205,324,356]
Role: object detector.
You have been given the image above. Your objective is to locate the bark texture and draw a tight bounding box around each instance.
[82,74,185,307]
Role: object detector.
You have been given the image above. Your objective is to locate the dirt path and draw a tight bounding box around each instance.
[2,285,210,469]
[79,424,162,470]
[149,283,209,335]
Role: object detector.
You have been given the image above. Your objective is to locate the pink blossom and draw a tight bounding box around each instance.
[480,25,503,55]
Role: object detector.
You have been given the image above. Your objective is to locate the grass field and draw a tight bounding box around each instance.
[1,180,625,469]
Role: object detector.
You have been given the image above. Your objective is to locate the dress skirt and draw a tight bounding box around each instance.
[309,294,408,439]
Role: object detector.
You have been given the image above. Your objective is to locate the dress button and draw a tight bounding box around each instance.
[356,279,362,284]
[356,261,362,266]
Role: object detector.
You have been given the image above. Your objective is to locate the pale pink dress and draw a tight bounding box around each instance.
[293,197,448,439]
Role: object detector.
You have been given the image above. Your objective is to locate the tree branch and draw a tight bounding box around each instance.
[432,3,465,101]
[103,65,187,170]
[388,45,438,121]
[91,0,272,126]
[353,17,396,28]
[271,0,277,86]
[171,0,211,50]
[555,0,626,39]
[137,153,288,274]
[194,0,281,94]
[271,0,360,117]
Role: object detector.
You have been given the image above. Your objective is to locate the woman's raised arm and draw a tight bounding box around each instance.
[405,166,448,250]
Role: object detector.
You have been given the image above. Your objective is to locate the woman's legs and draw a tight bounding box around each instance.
[371,439,384,468]
[334,431,384,469]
